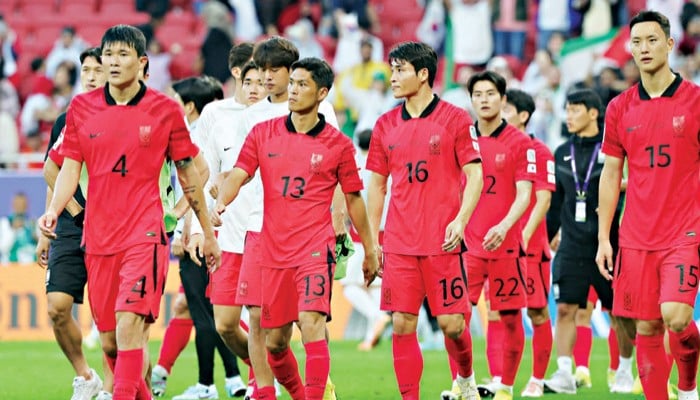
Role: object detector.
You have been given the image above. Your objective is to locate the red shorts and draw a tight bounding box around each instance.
[236,232,263,307]
[466,254,527,311]
[525,255,550,309]
[380,253,469,316]
[210,251,244,306]
[613,245,700,320]
[260,263,334,329]
[85,243,169,332]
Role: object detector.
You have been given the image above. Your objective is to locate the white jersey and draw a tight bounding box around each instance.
[241,98,340,232]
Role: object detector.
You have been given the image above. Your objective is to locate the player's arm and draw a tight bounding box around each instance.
[35,187,52,266]
[43,158,84,218]
[173,151,210,218]
[39,158,81,238]
[175,156,220,269]
[213,167,251,226]
[366,172,388,247]
[483,180,532,251]
[444,162,483,251]
[595,155,624,281]
[331,185,348,239]
[345,191,378,285]
[522,189,552,251]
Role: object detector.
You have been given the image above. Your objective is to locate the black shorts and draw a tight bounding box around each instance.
[552,254,613,309]
[46,234,87,304]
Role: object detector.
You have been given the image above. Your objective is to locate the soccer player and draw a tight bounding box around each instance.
[597,10,700,400]
[462,71,535,400]
[366,42,484,400]
[215,57,377,400]
[501,88,555,397]
[37,46,105,400]
[38,25,221,400]
[544,89,633,394]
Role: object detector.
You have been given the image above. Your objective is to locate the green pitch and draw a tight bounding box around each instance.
[0,338,650,399]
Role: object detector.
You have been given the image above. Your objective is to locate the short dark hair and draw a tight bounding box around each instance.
[566,88,602,113]
[253,36,299,69]
[290,57,334,91]
[171,77,220,114]
[30,57,44,72]
[240,61,259,82]
[201,75,224,100]
[80,47,102,65]
[630,10,671,39]
[57,61,78,87]
[101,24,147,57]
[356,129,372,151]
[228,42,254,71]
[388,41,438,87]
[467,70,507,97]
[505,89,535,126]
[143,59,149,76]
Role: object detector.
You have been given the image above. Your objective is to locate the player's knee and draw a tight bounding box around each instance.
[101,341,118,358]
[265,334,288,354]
[437,315,465,339]
[173,296,189,316]
[664,316,693,333]
[47,302,72,325]
[527,307,549,325]
[215,317,237,337]
[556,303,576,321]
[392,312,418,335]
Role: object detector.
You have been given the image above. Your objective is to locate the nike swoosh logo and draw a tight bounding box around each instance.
[223,147,232,151]
[305,297,321,304]
[443,300,458,307]
[626,125,641,133]
[679,288,693,293]
[89,133,102,139]
[268,153,280,158]
[563,155,572,161]
[125,298,139,304]
[388,145,397,151]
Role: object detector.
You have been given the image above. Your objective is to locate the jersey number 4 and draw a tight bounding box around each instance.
[112,154,128,177]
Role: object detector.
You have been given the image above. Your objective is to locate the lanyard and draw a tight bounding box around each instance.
[570,141,600,200]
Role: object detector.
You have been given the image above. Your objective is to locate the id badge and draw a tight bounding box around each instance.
[575,200,586,223]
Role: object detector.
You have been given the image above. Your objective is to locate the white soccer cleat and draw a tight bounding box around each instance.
[610,369,634,393]
[574,366,592,388]
[71,368,103,400]
[172,383,219,400]
[476,379,499,398]
[440,380,460,400]
[544,370,577,394]
[225,375,246,397]
[520,380,544,397]
[95,390,113,400]
[678,388,699,400]
[151,364,169,397]
[456,376,482,400]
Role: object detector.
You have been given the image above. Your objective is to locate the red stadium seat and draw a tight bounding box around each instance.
[376,1,423,24]
[164,9,196,32]
[59,0,97,11]
[99,2,135,15]
[60,2,97,15]
[155,23,192,49]
[18,2,57,15]
[77,25,106,46]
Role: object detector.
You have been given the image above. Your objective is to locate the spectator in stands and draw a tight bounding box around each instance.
[196,0,235,84]
[145,39,177,92]
[45,26,87,78]
[136,10,166,46]
[446,0,493,68]
[329,0,379,35]
[285,18,324,59]
[340,70,396,134]
[486,55,521,88]
[441,64,476,119]
[537,0,569,50]
[0,192,38,263]
[521,48,554,96]
[255,0,323,36]
[0,17,18,79]
[0,58,19,118]
[492,0,529,60]
[0,58,18,167]
[231,0,263,41]
[332,12,383,73]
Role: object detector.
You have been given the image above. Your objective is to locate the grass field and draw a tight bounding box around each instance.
[0,338,651,399]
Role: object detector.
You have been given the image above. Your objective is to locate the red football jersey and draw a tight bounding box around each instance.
[603,76,700,250]
[59,83,198,255]
[365,96,481,255]
[520,135,556,259]
[235,114,363,268]
[465,121,536,258]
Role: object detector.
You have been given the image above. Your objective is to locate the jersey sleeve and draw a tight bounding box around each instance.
[454,113,481,166]
[534,141,555,191]
[337,138,364,193]
[58,106,83,163]
[601,98,625,158]
[45,112,66,161]
[516,135,537,182]
[365,118,389,176]
[234,124,261,177]
[167,107,199,162]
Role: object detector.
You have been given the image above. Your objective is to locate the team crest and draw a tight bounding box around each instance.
[139,125,152,147]
[239,281,248,297]
[429,134,441,155]
[672,115,685,137]
[495,153,506,171]
[469,125,478,140]
[310,153,323,174]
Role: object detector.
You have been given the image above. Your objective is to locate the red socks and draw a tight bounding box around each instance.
[268,348,305,400]
[392,333,422,399]
[157,318,193,372]
[500,311,524,386]
[637,333,671,400]
[608,327,620,370]
[444,329,473,379]
[573,326,592,368]
[113,348,144,400]
[256,386,276,400]
[532,321,553,380]
[486,319,505,378]
[668,323,700,391]
[304,340,330,400]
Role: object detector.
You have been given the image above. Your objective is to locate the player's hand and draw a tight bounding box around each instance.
[38,211,58,239]
[363,248,379,287]
[211,203,225,227]
[209,172,225,199]
[596,239,614,281]
[375,244,384,278]
[549,229,561,252]
[521,231,531,253]
[443,218,466,252]
[36,235,50,268]
[171,237,185,258]
[203,235,222,272]
[187,233,205,266]
[483,223,508,251]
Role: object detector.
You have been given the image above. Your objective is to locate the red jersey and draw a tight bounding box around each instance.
[235,114,363,268]
[365,96,481,255]
[465,121,536,258]
[603,75,700,250]
[58,83,198,255]
[520,135,556,259]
